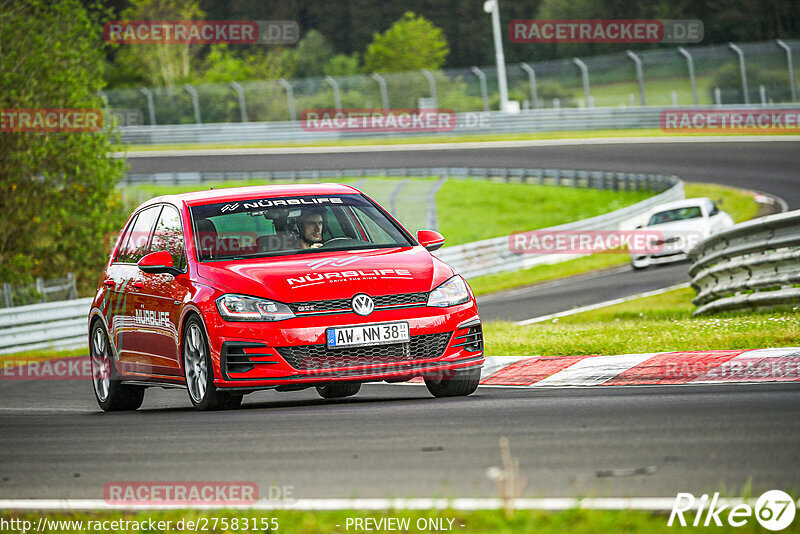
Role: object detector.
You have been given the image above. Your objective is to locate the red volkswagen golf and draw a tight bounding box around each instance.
[89,184,483,411]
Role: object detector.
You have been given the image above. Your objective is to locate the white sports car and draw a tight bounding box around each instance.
[630,197,734,270]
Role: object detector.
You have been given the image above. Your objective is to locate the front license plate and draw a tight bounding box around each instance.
[326,322,410,349]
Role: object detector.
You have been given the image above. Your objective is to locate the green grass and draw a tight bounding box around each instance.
[3,508,794,533]
[483,286,800,357]
[0,347,86,364]
[437,181,651,245]
[580,74,718,107]
[466,181,761,294]
[120,127,796,152]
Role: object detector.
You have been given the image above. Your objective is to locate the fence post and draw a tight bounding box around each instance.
[229,82,248,122]
[371,73,390,111]
[2,283,12,307]
[572,58,591,107]
[67,272,77,299]
[324,76,342,111]
[278,79,297,121]
[776,40,797,104]
[520,63,538,109]
[625,50,646,106]
[421,69,438,107]
[471,66,490,111]
[139,87,156,125]
[35,277,45,303]
[183,84,202,124]
[727,43,749,105]
[677,47,698,106]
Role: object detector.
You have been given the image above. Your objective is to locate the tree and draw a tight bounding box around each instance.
[0,0,126,291]
[363,12,449,73]
[113,0,205,86]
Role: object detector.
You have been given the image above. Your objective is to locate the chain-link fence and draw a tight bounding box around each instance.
[102,39,800,126]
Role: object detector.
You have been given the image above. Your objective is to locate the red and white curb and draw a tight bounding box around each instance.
[472,348,800,387]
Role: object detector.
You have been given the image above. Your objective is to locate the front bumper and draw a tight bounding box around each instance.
[204,300,483,389]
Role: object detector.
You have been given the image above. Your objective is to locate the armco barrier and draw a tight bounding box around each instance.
[0,298,91,355]
[117,104,800,145]
[688,209,800,315]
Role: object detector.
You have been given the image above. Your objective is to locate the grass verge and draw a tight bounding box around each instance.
[2,508,793,533]
[483,286,799,357]
[121,128,797,152]
[467,182,761,295]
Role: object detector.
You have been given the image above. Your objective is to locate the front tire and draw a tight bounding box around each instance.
[90,322,145,412]
[425,367,481,398]
[316,382,361,399]
[183,316,239,411]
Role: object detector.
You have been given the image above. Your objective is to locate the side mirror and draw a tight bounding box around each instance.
[416,229,445,252]
[138,251,181,275]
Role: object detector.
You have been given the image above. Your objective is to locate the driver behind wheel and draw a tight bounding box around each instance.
[298,208,324,249]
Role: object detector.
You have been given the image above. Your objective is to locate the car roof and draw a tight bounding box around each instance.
[143,183,362,208]
[648,197,712,214]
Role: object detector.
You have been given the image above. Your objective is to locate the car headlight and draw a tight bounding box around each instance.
[216,294,295,322]
[427,275,470,307]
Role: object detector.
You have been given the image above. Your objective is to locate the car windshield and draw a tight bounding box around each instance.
[189,193,413,261]
[647,206,703,226]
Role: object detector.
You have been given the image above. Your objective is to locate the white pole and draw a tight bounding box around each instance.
[484,0,509,111]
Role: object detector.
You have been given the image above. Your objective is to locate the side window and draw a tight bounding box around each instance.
[150,205,185,269]
[352,207,394,243]
[117,206,160,264]
[113,214,138,263]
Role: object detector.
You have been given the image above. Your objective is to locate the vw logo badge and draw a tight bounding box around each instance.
[352,294,374,316]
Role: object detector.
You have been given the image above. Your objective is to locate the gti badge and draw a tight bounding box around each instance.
[351,294,374,316]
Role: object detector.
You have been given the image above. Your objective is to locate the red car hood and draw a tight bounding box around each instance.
[196,246,455,303]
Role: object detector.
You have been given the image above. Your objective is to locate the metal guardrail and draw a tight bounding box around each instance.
[688,209,800,315]
[436,176,683,278]
[0,167,680,354]
[1,273,78,308]
[118,104,800,145]
[0,298,91,355]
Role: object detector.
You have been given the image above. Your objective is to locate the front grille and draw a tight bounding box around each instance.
[288,292,428,315]
[275,332,451,371]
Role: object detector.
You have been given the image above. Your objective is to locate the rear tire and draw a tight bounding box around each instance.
[316,382,361,399]
[425,367,481,398]
[90,322,145,412]
[183,316,240,411]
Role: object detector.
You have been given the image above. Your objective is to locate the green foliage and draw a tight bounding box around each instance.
[287,30,335,78]
[364,12,449,73]
[708,63,793,103]
[0,0,127,291]
[197,44,291,83]
[113,0,205,87]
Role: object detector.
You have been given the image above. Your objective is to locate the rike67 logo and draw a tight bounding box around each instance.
[669,490,796,531]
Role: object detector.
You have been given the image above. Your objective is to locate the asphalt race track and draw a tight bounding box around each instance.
[2,139,797,503]
[1,380,799,499]
[126,139,800,320]
[126,139,800,208]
